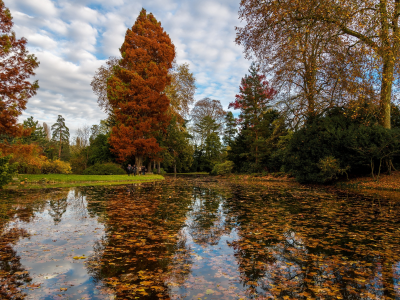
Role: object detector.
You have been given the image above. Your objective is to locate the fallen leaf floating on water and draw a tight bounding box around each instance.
[73,255,86,260]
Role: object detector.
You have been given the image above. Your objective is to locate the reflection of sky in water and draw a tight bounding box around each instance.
[168,194,249,299]
[8,189,113,300]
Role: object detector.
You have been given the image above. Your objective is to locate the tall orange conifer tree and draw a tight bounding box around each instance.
[108,9,175,166]
[0,0,39,137]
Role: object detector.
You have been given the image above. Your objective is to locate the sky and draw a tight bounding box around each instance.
[5,0,250,135]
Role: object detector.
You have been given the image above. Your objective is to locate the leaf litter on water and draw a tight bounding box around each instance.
[1,178,400,299]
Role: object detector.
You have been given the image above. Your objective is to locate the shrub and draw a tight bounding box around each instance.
[317,156,350,183]
[285,107,400,183]
[156,168,167,175]
[82,163,126,175]
[42,160,72,174]
[70,156,86,174]
[0,153,17,188]
[210,161,234,176]
[0,143,46,174]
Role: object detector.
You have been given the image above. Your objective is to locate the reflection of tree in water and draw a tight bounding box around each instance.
[1,190,49,225]
[78,187,109,220]
[48,196,68,225]
[0,228,32,299]
[85,180,194,299]
[226,184,400,299]
[186,187,228,246]
[0,189,51,299]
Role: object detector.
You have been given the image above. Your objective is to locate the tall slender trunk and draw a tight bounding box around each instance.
[255,131,258,164]
[59,134,62,159]
[380,58,394,129]
[158,162,161,174]
[174,162,177,174]
[86,145,89,169]
[304,58,317,120]
[147,161,152,174]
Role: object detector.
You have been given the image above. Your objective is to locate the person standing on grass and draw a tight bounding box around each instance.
[142,166,146,176]
[127,164,133,176]
[133,165,137,176]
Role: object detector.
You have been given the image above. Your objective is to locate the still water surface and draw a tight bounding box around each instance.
[1,178,400,299]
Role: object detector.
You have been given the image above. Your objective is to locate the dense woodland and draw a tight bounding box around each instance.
[1,1,400,187]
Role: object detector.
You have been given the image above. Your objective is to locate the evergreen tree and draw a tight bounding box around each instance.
[23,116,46,143]
[191,115,223,172]
[0,153,16,188]
[223,112,237,147]
[392,104,400,129]
[161,117,194,173]
[204,132,222,169]
[23,116,58,161]
[192,116,220,147]
[51,115,70,160]
[229,64,277,166]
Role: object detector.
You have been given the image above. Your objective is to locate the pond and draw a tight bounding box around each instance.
[1,177,400,299]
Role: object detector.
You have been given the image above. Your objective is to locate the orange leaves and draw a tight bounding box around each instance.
[0,142,46,172]
[0,1,39,138]
[343,170,400,191]
[108,9,175,161]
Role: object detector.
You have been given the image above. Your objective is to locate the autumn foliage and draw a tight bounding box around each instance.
[229,65,278,165]
[108,9,175,163]
[0,0,39,137]
[236,0,400,128]
[229,65,277,116]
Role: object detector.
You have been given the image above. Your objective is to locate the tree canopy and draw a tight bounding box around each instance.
[236,0,400,128]
[0,0,39,137]
[51,115,70,160]
[107,9,175,164]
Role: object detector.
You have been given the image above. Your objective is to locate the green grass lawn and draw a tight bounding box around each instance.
[8,174,164,190]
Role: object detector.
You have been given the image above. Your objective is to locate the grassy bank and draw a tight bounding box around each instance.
[7,174,164,190]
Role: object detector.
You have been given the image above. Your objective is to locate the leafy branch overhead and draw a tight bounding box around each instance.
[0,0,39,137]
[237,0,400,128]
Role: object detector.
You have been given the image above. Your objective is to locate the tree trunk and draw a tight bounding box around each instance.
[158,162,161,174]
[303,44,317,119]
[86,148,89,169]
[135,156,143,173]
[380,58,394,129]
[255,131,258,165]
[147,161,152,174]
[371,158,375,180]
[59,134,62,159]
[377,158,383,181]
[174,163,177,174]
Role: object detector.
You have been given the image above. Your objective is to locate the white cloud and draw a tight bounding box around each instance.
[5,0,250,133]
[10,0,58,18]
[26,32,58,50]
